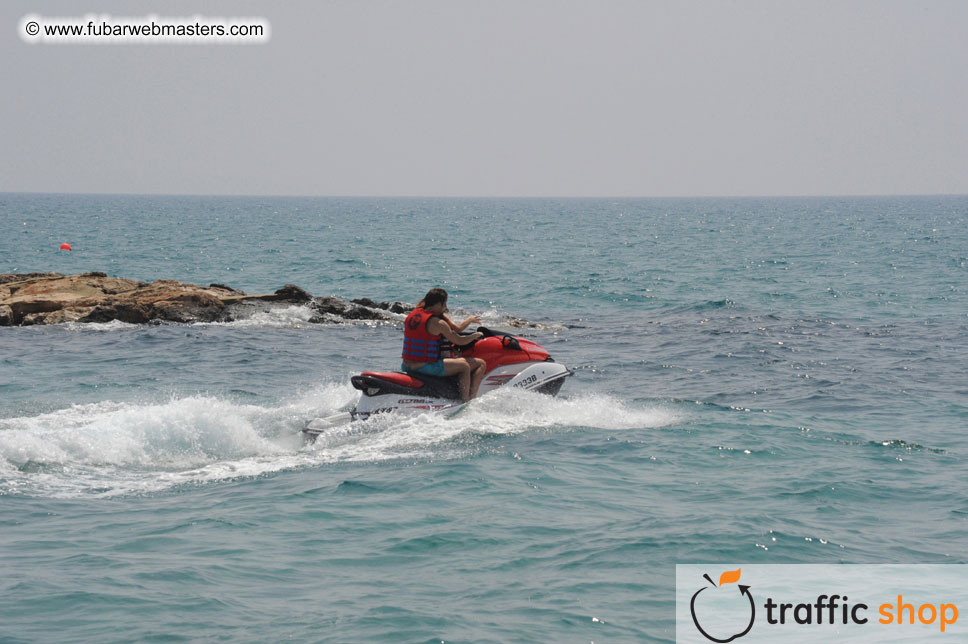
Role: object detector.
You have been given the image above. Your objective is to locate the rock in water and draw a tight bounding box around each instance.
[311,296,392,321]
[273,284,313,302]
[150,292,227,323]
[0,273,237,326]
[351,298,411,314]
[0,272,544,328]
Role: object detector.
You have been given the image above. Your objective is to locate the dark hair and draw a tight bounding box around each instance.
[417,287,448,309]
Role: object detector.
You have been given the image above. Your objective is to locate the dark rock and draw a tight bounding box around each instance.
[312,296,391,321]
[149,292,227,323]
[209,283,244,294]
[274,284,313,302]
[19,312,47,326]
[351,298,411,314]
[312,296,355,317]
[81,302,152,324]
[8,299,64,325]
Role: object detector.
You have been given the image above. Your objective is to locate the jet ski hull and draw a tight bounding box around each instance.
[350,361,570,420]
[303,328,570,440]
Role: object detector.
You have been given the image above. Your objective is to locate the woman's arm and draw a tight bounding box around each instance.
[429,317,482,346]
[442,312,482,332]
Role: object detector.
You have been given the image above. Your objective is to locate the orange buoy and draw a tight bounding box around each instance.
[60,243,72,250]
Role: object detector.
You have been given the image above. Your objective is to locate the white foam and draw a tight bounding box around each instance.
[199,304,317,328]
[50,304,565,331]
[63,319,139,332]
[305,388,680,463]
[0,384,677,498]
[205,304,402,328]
[0,382,354,497]
[464,388,679,431]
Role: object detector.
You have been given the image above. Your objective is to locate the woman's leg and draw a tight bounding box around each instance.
[442,358,472,402]
[467,358,486,399]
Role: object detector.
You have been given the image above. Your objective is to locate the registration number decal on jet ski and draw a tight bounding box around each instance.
[513,374,537,388]
[398,398,434,404]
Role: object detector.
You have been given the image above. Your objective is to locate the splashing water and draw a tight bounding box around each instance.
[0,384,676,498]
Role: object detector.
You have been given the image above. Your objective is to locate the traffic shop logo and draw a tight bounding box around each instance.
[690,569,755,643]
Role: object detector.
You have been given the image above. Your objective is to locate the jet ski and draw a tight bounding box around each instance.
[303,327,570,440]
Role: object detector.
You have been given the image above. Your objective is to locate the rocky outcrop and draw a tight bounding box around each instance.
[0,273,398,326]
[0,272,548,328]
[0,272,62,286]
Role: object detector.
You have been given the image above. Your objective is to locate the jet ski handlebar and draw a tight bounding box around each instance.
[441,327,523,353]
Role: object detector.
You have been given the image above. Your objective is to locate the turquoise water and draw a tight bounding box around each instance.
[1,194,966,642]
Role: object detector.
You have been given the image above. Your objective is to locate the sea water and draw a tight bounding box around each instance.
[1,194,966,643]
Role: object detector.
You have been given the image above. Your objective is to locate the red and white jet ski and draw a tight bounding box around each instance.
[303,327,570,439]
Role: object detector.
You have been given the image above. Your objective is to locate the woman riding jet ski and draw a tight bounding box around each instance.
[303,289,571,439]
[401,288,485,402]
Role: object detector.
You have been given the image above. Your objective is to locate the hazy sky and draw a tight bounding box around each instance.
[3,0,966,197]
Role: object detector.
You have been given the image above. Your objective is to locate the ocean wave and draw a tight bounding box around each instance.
[680,298,738,312]
[0,383,353,497]
[63,319,140,332]
[0,386,676,498]
[200,304,326,328]
[305,389,681,465]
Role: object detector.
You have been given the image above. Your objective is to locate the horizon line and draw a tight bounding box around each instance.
[2,190,967,200]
